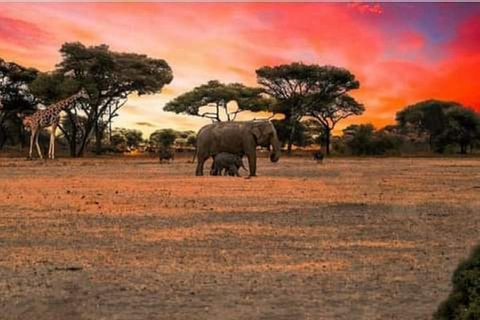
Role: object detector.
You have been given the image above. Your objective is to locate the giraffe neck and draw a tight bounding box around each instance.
[49,94,81,114]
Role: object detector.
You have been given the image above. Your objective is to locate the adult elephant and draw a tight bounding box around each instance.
[195,120,281,176]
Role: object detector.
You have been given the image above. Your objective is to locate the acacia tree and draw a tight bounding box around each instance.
[164,80,270,122]
[308,95,364,154]
[149,129,177,149]
[396,100,480,153]
[29,42,173,157]
[0,58,38,149]
[256,63,362,154]
[109,128,143,152]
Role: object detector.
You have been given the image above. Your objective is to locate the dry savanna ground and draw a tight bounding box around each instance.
[0,154,479,320]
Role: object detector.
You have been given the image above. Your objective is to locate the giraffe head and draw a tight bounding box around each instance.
[76,88,90,100]
[21,116,33,132]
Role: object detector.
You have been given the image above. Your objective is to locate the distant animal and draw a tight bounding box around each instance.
[195,120,281,177]
[312,151,324,163]
[210,152,247,177]
[159,148,174,162]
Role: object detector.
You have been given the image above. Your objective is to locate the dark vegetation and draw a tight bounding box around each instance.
[434,244,480,320]
[1,43,479,157]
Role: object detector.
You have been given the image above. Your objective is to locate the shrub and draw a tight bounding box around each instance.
[434,244,480,320]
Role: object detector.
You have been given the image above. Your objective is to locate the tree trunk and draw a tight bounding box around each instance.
[76,122,93,157]
[94,121,102,155]
[68,129,77,158]
[0,125,7,150]
[325,127,331,155]
[287,119,296,155]
[0,134,6,150]
[69,123,77,158]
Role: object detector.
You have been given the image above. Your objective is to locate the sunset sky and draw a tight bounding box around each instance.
[1,2,480,137]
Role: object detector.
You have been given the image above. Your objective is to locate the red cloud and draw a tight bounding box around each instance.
[396,31,426,52]
[0,15,53,48]
[348,3,383,15]
[0,2,477,133]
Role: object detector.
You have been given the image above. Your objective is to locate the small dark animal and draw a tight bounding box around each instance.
[312,151,324,163]
[159,148,174,163]
[210,152,246,177]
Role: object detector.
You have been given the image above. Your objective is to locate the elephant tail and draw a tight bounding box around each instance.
[191,148,197,163]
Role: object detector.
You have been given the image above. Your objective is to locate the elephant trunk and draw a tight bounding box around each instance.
[269,135,281,163]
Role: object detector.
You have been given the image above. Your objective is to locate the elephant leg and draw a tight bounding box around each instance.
[224,167,231,176]
[210,160,216,175]
[196,153,209,176]
[229,166,238,177]
[246,152,256,177]
[210,163,219,176]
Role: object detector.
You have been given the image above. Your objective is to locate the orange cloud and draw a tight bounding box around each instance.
[0,3,478,136]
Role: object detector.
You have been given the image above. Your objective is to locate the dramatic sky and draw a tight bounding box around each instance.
[1,2,480,136]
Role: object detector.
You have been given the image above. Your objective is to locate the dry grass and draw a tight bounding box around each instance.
[0,156,479,319]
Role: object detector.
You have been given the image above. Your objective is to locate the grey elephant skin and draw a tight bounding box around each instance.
[195,121,281,176]
[210,152,246,176]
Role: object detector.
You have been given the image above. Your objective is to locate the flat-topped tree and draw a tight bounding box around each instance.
[0,59,38,149]
[308,95,364,155]
[256,63,363,154]
[29,42,173,157]
[396,100,480,153]
[164,80,270,122]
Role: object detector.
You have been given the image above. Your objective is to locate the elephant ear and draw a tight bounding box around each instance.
[251,124,263,142]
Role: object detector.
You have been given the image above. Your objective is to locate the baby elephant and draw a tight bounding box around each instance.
[210,152,246,177]
[159,148,174,162]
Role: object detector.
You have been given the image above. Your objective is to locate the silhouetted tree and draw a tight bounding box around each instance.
[149,129,177,149]
[164,80,270,122]
[308,95,364,155]
[396,100,480,153]
[271,119,308,148]
[256,63,363,154]
[0,58,38,149]
[108,128,143,153]
[186,135,197,148]
[29,42,173,157]
[342,123,404,155]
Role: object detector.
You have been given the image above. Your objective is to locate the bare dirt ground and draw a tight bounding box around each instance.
[0,155,479,320]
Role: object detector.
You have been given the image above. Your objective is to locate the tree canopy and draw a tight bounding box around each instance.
[0,58,38,149]
[108,128,144,153]
[396,100,480,153]
[149,129,177,149]
[29,42,173,157]
[164,80,270,122]
[256,62,363,154]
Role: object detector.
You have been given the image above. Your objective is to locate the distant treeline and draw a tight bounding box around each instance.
[1,42,479,157]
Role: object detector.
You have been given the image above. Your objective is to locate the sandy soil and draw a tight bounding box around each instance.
[0,155,479,320]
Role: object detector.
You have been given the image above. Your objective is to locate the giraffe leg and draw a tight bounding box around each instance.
[35,131,43,160]
[50,125,56,160]
[28,130,35,160]
[48,133,52,159]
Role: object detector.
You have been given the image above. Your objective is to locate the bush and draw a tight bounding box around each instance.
[434,244,480,320]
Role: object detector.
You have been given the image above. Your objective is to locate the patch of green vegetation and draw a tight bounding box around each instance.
[434,244,480,320]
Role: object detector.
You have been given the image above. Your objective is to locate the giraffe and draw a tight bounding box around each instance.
[22,89,89,160]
